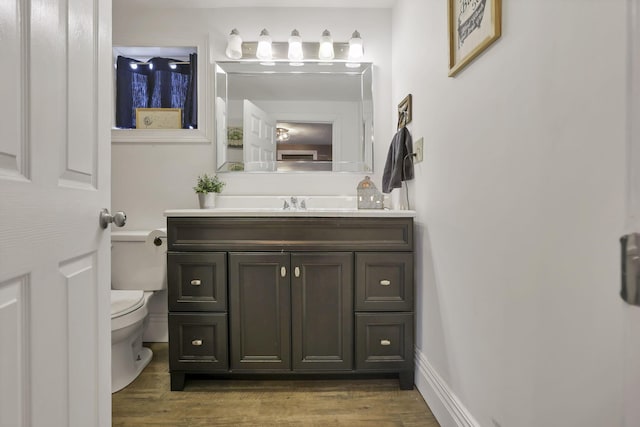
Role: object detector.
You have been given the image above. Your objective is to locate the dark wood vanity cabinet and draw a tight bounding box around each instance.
[167,216,414,391]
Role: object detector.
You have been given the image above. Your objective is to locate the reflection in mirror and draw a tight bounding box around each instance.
[215,62,373,173]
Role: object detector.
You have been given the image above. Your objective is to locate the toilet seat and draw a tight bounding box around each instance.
[111,290,145,319]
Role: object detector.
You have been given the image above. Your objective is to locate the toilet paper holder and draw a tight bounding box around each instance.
[153,236,166,247]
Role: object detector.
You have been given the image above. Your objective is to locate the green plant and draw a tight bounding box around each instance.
[193,174,225,194]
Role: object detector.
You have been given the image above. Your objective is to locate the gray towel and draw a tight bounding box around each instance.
[382,127,414,193]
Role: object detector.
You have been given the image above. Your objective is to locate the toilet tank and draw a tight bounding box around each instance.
[111,230,167,291]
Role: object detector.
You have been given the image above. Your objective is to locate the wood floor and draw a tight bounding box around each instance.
[112,343,440,426]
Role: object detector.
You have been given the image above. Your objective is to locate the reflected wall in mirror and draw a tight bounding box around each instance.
[215,62,373,173]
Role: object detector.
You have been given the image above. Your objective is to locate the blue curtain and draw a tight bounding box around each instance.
[115,54,197,129]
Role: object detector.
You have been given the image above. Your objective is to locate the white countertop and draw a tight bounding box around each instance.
[164,208,416,218]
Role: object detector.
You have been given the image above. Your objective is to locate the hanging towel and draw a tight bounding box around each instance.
[382,127,414,193]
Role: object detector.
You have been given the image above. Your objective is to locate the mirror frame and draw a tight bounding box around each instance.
[214,61,374,173]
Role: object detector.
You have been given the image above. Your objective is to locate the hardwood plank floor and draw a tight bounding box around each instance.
[112,343,440,426]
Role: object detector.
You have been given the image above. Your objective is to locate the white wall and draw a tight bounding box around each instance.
[392,1,627,426]
[112,6,392,230]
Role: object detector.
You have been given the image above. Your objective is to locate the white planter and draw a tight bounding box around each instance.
[197,192,216,209]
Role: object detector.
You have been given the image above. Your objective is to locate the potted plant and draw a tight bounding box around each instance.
[193,173,225,209]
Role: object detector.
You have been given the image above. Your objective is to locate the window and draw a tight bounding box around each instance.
[114,50,197,129]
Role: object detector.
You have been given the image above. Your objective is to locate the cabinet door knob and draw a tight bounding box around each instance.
[380,279,391,286]
[191,339,203,346]
[281,266,287,277]
[190,279,202,286]
[294,266,300,277]
[380,339,391,346]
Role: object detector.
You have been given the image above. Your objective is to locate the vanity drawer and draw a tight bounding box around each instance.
[355,253,413,311]
[169,313,228,372]
[355,313,413,371]
[168,252,227,312]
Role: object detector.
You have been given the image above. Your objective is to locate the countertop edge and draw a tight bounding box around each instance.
[163,209,416,218]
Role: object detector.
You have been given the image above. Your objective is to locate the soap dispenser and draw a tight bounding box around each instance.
[357,176,384,209]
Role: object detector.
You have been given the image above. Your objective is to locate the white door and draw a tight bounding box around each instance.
[243,99,276,171]
[624,1,640,425]
[0,0,112,426]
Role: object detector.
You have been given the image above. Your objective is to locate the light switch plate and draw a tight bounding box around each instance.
[414,137,424,164]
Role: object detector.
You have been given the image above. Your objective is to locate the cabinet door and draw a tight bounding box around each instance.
[229,253,291,371]
[291,252,353,371]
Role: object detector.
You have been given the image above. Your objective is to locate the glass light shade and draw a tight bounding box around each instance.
[318,29,334,60]
[276,127,290,142]
[288,29,303,61]
[256,28,273,61]
[225,28,243,59]
[348,30,364,61]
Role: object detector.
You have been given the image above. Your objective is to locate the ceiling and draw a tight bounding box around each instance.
[116,0,396,8]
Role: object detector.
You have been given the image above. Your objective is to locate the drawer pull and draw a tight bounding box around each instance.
[281,266,287,277]
[380,339,391,346]
[380,280,391,286]
[191,339,203,346]
[190,279,202,286]
[294,266,300,278]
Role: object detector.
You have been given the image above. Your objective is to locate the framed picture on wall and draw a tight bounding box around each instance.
[448,0,502,77]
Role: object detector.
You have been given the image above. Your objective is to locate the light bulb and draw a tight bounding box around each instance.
[256,28,273,61]
[225,28,243,59]
[348,30,364,61]
[318,29,334,60]
[288,29,303,61]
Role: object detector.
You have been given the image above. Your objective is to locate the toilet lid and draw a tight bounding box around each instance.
[111,290,145,319]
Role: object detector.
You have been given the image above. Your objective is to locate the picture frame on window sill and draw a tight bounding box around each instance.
[448,0,502,77]
[135,108,182,129]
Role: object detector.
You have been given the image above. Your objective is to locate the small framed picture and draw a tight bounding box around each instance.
[135,108,182,129]
[448,0,502,77]
[397,94,412,129]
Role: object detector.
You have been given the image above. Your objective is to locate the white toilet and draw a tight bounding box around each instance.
[111,230,167,393]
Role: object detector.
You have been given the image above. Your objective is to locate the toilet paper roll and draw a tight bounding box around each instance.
[145,228,167,252]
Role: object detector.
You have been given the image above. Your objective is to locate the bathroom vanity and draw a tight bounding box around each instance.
[165,209,415,390]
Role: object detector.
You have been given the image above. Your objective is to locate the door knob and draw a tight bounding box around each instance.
[99,208,127,229]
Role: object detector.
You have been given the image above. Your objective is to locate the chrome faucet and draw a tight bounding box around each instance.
[290,196,298,210]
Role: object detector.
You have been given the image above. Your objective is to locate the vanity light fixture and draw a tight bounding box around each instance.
[288,29,304,65]
[318,29,335,60]
[256,29,273,61]
[225,28,243,60]
[225,29,363,62]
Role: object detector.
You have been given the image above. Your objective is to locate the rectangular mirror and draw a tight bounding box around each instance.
[215,62,373,173]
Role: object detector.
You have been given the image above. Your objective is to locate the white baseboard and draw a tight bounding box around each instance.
[143,313,168,342]
[414,348,480,427]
